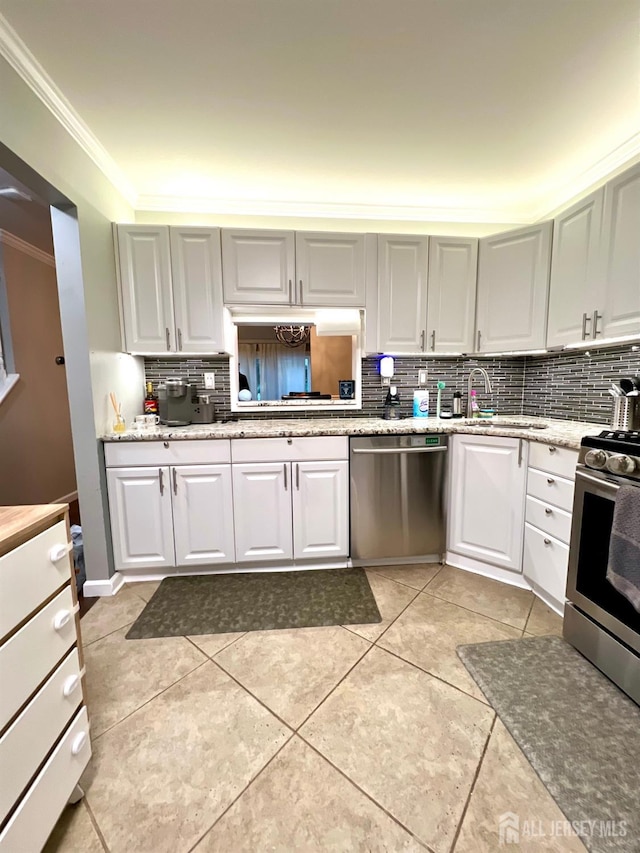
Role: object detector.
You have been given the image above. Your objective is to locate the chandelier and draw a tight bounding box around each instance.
[274,325,311,348]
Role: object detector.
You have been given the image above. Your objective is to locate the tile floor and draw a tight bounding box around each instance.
[44,565,586,853]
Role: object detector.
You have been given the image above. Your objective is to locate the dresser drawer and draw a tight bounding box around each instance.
[523,523,570,606]
[0,521,71,641]
[527,468,575,513]
[0,649,82,823]
[525,495,572,545]
[231,436,348,463]
[0,587,77,733]
[528,442,578,480]
[0,707,90,853]
[104,439,231,467]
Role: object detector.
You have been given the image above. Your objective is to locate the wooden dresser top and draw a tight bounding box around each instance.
[0,505,69,557]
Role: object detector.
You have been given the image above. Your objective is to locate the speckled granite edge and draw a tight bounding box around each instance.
[102,415,603,450]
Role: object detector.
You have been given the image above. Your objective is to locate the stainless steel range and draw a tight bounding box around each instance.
[565,429,640,704]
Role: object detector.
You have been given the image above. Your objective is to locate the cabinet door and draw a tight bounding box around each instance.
[106,467,175,570]
[427,237,478,353]
[221,229,294,304]
[376,235,428,352]
[448,435,527,573]
[170,228,226,353]
[232,463,293,562]
[598,162,640,340]
[476,222,552,352]
[172,465,235,566]
[292,461,349,559]
[295,232,366,306]
[546,189,604,347]
[116,225,175,352]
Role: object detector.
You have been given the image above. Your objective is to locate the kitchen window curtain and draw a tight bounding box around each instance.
[238,344,307,400]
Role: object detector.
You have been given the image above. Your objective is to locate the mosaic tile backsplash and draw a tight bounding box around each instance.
[144,344,640,425]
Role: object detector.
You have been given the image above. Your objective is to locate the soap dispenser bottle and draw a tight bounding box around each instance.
[383,385,401,420]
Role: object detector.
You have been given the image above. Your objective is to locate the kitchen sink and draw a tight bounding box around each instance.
[463,421,548,430]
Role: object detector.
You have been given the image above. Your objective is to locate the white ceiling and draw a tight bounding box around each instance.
[0,0,639,222]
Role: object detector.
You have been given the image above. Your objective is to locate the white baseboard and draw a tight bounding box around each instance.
[445,552,531,590]
[119,559,351,584]
[82,572,125,597]
[352,554,442,568]
[526,579,565,616]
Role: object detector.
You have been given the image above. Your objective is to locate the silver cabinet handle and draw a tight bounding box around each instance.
[159,469,164,495]
[172,468,178,495]
[548,446,557,454]
[581,312,591,340]
[420,330,425,351]
[165,327,171,350]
[177,328,183,350]
[288,279,293,303]
[299,280,304,306]
[547,477,555,484]
[164,441,170,449]
[592,309,602,337]
[296,463,300,490]
[283,464,288,491]
[543,538,552,546]
[545,507,553,515]
[430,330,436,351]
[476,330,482,351]
[517,439,523,467]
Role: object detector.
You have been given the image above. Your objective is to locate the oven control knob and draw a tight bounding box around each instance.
[584,449,608,469]
[605,454,636,475]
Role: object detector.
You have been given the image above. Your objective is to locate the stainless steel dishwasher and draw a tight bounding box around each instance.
[350,434,448,562]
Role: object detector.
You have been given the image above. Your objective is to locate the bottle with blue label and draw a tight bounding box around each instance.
[413,390,429,417]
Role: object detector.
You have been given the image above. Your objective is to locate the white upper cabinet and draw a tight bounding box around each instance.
[232,462,293,562]
[546,189,604,347]
[476,222,552,352]
[292,460,349,559]
[172,465,235,567]
[427,237,478,353]
[598,162,640,340]
[221,229,294,305]
[376,235,429,353]
[295,232,366,306]
[169,228,225,352]
[116,225,226,353]
[116,225,175,353]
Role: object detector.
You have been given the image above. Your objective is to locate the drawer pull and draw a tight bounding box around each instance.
[548,446,557,454]
[544,507,553,515]
[543,538,552,546]
[71,731,88,755]
[547,477,555,485]
[53,603,79,631]
[63,674,80,697]
[49,542,71,563]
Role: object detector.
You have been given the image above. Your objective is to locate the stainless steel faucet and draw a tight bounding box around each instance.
[467,367,493,416]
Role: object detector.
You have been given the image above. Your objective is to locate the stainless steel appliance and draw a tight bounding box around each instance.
[191,394,216,424]
[350,434,447,562]
[565,429,640,704]
[158,379,197,426]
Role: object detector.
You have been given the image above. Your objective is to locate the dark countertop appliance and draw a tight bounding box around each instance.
[158,380,198,426]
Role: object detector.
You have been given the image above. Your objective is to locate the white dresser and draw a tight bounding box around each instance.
[0,505,91,852]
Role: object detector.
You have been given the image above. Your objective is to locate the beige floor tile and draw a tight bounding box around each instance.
[43,801,104,853]
[380,593,521,702]
[371,562,442,590]
[346,571,418,641]
[454,720,587,852]
[216,626,370,727]
[126,580,161,602]
[525,596,564,637]
[196,736,423,852]
[188,631,246,657]
[80,587,147,646]
[426,565,534,629]
[85,662,290,853]
[300,646,493,853]
[84,626,207,737]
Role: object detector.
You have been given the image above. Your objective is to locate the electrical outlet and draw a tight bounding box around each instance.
[381,377,391,387]
[418,370,428,385]
[204,372,215,390]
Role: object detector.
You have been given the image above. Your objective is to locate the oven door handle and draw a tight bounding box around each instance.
[576,469,621,493]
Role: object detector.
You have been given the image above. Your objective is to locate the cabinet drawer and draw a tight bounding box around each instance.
[0,587,77,733]
[0,521,71,641]
[526,468,575,513]
[231,436,348,463]
[525,495,572,545]
[528,442,578,480]
[0,707,91,853]
[104,439,231,467]
[523,523,570,606]
[0,649,82,823]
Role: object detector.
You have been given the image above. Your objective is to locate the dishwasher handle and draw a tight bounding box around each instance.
[351,446,447,455]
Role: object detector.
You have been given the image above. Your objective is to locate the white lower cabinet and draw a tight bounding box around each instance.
[448,434,527,573]
[232,463,293,563]
[292,461,349,559]
[172,465,235,566]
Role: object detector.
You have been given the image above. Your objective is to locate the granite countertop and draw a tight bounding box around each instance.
[102,415,604,450]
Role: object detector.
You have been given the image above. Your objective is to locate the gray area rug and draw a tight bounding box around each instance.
[457,636,640,852]
[126,568,381,639]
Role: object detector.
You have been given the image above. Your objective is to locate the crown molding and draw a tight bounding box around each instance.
[0,13,138,207]
[0,229,55,266]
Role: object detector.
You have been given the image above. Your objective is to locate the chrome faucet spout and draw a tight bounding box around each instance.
[467,367,493,416]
